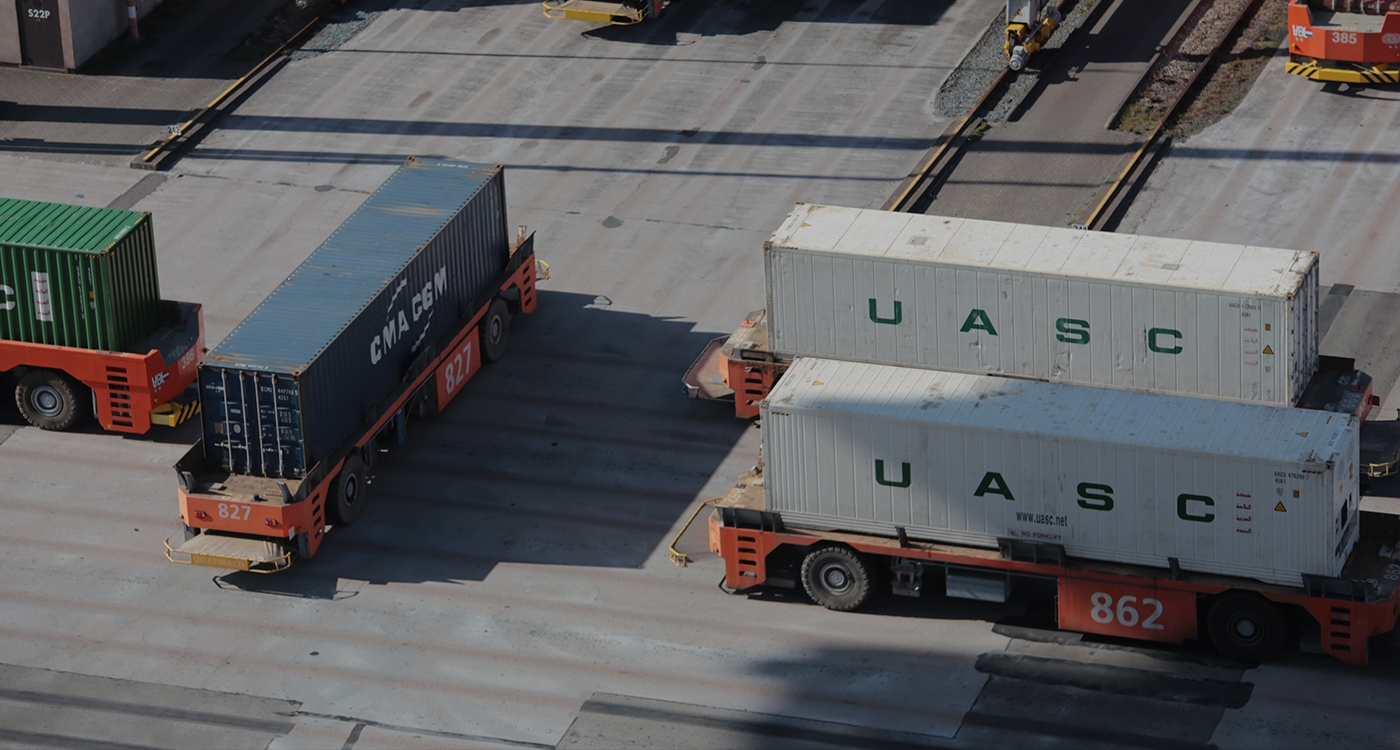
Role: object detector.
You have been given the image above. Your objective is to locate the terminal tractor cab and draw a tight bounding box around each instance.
[1006,0,1062,71]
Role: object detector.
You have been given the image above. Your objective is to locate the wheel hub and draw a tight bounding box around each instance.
[29,385,63,417]
[1229,614,1261,644]
[820,564,852,594]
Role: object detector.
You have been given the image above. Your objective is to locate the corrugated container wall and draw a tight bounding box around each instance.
[0,199,162,352]
[763,357,1360,588]
[766,205,1319,406]
[199,159,510,479]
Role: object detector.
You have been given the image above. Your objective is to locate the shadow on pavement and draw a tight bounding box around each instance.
[265,289,752,584]
[583,0,954,47]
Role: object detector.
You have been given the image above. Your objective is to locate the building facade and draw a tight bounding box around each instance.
[3,0,162,70]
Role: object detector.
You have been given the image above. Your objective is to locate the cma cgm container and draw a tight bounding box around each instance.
[200,159,510,479]
[0,199,162,352]
[762,357,1360,588]
[765,205,1319,406]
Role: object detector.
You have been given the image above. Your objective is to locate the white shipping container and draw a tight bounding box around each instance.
[763,357,1361,588]
[766,205,1320,405]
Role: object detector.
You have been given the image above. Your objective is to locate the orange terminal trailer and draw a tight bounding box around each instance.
[1,301,204,432]
[165,160,540,572]
[166,237,537,571]
[0,199,203,433]
[710,467,1400,666]
[1286,0,1400,83]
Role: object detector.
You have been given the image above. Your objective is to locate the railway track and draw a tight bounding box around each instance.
[885,0,1269,229]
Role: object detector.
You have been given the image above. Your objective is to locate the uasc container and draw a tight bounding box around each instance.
[0,199,162,352]
[763,357,1360,588]
[200,159,511,479]
[766,205,1319,405]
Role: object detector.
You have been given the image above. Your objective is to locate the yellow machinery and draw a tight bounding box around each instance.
[543,0,660,25]
[1006,0,1062,71]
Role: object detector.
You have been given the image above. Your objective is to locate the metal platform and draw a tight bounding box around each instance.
[682,336,731,400]
[165,531,292,573]
[541,0,645,24]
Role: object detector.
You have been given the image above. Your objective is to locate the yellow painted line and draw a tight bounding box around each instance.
[886,70,1007,213]
[138,15,325,163]
[1082,0,1265,229]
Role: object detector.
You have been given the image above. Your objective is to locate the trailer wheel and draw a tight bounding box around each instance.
[801,545,873,611]
[328,455,368,526]
[1208,592,1288,662]
[15,369,86,431]
[481,298,511,363]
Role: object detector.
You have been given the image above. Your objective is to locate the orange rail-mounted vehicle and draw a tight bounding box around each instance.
[0,199,203,434]
[165,159,541,572]
[1286,0,1400,83]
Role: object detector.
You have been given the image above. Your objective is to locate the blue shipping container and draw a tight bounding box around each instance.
[199,159,510,478]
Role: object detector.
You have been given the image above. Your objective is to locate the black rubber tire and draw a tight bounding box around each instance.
[801,545,874,611]
[481,298,511,363]
[327,454,368,526]
[15,369,86,431]
[1208,591,1289,663]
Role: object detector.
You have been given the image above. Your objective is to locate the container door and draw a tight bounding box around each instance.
[16,0,63,69]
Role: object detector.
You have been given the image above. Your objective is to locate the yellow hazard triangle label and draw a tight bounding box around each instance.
[1275,502,1287,512]
[1263,345,1274,355]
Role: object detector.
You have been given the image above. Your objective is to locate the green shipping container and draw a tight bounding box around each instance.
[0,199,162,352]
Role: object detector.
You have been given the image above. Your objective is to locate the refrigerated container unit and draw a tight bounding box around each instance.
[764,204,1320,406]
[199,159,511,480]
[762,357,1360,588]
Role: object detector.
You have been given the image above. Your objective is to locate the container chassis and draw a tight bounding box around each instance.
[711,467,1400,665]
[0,300,204,433]
[164,236,539,572]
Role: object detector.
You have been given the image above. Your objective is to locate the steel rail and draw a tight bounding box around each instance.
[884,0,1089,214]
[1079,0,1267,230]
[884,68,1010,213]
[135,14,326,166]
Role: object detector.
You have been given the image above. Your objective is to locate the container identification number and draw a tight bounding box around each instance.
[1090,592,1165,630]
[442,341,473,396]
[217,503,251,521]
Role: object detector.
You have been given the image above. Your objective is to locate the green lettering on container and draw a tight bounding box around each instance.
[974,471,1014,500]
[1076,482,1114,511]
[875,459,911,488]
[1148,327,1183,354]
[1055,318,1090,345]
[1177,494,1215,522]
[960,309,998,335]
[868,299,903,325]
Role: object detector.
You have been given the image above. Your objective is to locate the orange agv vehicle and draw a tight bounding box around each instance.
[1287,0,1400,83]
